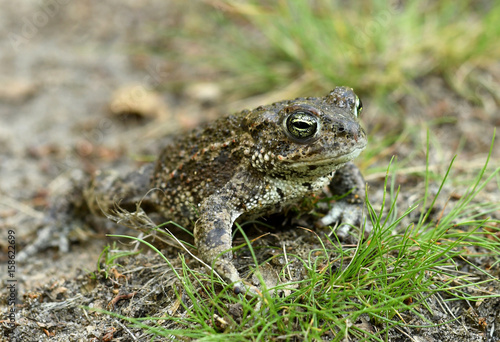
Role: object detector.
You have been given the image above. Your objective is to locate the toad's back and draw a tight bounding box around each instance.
[151,112,251,222]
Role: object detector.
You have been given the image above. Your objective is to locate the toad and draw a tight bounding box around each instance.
[24,86,369,295]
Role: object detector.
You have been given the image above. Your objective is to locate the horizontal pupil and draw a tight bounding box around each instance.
[293,120,311,129]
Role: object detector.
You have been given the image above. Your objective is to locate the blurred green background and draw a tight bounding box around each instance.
[148,0,500,107]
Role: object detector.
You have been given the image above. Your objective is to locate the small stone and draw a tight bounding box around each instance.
[0,78,38,103]
[108,84,169,119]
[184,82,222,104]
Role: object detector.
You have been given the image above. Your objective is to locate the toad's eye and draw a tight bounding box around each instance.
[354,95,363,117]
[286,111,319,141]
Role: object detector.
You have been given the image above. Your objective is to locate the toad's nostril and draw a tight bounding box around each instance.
[333,121,361,139]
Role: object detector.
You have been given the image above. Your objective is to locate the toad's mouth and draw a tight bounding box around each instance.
[280,146,365,169]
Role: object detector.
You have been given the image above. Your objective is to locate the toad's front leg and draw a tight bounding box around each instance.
[194,190,258,295]
[320,162,371,239]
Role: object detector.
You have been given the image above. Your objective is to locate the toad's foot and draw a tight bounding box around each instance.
[18,170,88,261]
[319,201,371,240]
[212,258,261,297]
[17,221,72,261]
